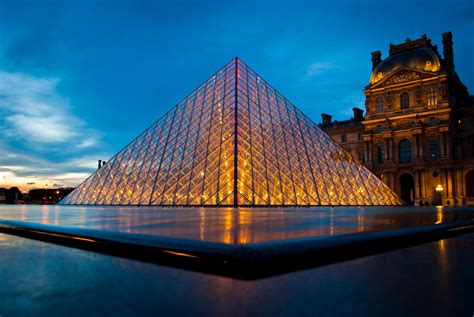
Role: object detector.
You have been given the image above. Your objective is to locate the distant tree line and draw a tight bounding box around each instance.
[0,187,75,205]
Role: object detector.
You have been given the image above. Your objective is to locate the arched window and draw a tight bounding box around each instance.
[429,139,439,160]
[376,97,384,114]
[399,139,412,163]
[428,86,437,106]
[376,125,383,133]
[400,92,410,109]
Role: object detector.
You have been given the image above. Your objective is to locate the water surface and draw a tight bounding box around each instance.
[1,205,472,244]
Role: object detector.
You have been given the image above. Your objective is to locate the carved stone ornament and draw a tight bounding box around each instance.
[395,118,413,129]
[384,70,421,86]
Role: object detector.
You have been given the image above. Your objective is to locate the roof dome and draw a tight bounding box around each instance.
[370,47,441,84]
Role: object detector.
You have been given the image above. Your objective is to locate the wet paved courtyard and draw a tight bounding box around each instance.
[0,205,472,244]
[0,205,473,316]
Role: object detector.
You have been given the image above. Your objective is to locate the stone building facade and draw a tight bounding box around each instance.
[321,32,474,206]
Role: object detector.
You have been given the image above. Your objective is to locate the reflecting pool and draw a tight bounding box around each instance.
[0,205,472,244]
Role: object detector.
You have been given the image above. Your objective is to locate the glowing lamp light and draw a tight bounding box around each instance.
[435,184,444,192]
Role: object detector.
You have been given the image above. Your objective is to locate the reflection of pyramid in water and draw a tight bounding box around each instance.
[61,58,401,206]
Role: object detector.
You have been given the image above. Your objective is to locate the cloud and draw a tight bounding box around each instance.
[304,61,339,80]
[0,70,100,147]
[0,146,101,190]
[0,70,108,190]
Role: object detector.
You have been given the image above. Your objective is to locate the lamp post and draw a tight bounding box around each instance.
[435,184,444,206]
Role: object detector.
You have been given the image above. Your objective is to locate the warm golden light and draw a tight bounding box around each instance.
[435,206,444,224]
[61,58,401,207]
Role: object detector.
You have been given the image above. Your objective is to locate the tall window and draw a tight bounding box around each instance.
[429,140,439,160]
[377,146,385,163]
[376,97,384,114]
[341,134,347,142]
[358,152,365,163]
[376,125,383,133]
[428,86,437,106]
[399,139,412,163]
[400,92,410,109]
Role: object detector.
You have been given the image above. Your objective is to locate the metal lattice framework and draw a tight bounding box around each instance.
[61,58,401,206]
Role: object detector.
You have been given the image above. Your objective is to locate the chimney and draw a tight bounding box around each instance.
[352,107,364,121]
[442,32,454,68]
[98,160,102,169]
[371,51,382,70]
[321,113,332,125]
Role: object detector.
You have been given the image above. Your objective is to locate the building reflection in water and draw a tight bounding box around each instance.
[437,207,448,273]
[435,206,444,224]
[0,205,472,244]
[199,209,206,241]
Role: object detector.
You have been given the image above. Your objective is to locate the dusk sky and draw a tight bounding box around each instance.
[0,0,473,191]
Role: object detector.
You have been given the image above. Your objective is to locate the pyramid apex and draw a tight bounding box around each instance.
[233,57,250,68]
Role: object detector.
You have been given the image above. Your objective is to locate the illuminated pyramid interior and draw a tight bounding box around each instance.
[61,58,401,206]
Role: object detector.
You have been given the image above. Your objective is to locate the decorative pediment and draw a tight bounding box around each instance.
[370,67,439,88]
[384,70,422,85]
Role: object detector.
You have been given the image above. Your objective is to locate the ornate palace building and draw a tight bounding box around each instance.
[321,32,474,206]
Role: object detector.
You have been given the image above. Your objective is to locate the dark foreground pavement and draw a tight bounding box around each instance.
[0,205,473,316]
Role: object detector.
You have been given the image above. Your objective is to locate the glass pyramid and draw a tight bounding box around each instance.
[61,58,401,206]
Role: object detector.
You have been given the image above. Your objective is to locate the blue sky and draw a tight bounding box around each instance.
[0,0,473,190]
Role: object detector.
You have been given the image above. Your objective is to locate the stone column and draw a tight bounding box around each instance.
[389,172,395,190]
[393,140,399,163]
[452,168,458,205]
[439,169,446,203]
[440,133,446,157]
[413,135,419,159]
[384,138,390,161]
[447,169,453,198]
[421,171,427,199]
[462,169,467,197]
[388,139,393,161]
[445,133,452,157]
[414,170,420,201]
[418,134,424,159]
[367,142,373,163]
